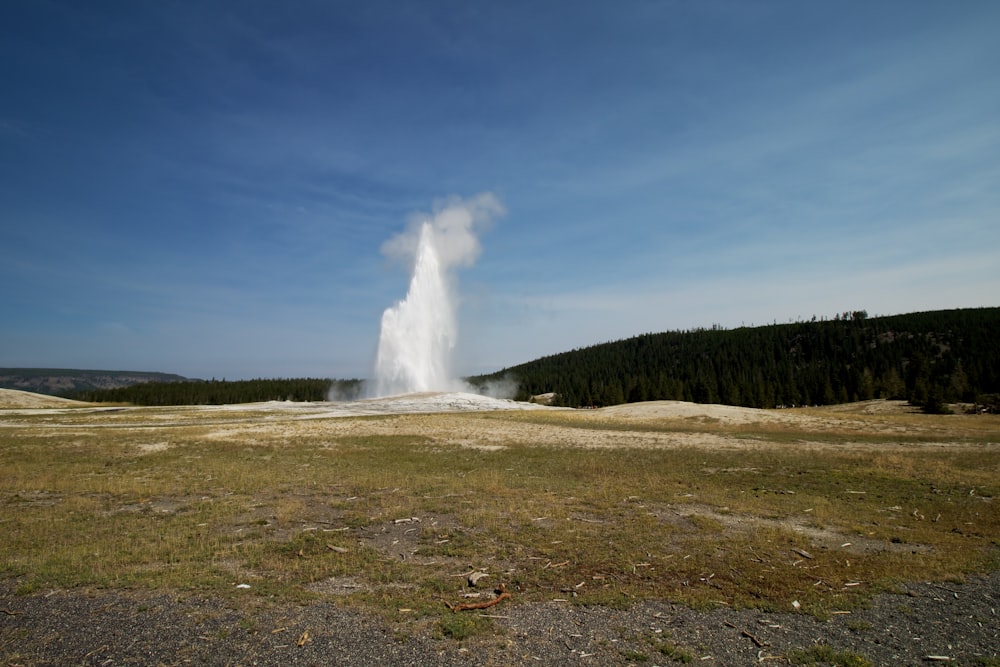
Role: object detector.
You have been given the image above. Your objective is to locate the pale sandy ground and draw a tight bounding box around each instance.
[0,388,90,409]
[2,389,991,455]
[0,388,543,414]
[0,386,923,419]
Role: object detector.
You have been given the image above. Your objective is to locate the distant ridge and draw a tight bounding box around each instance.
[0,368,189,397]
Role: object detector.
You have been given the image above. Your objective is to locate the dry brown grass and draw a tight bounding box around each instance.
[2,399,998,622]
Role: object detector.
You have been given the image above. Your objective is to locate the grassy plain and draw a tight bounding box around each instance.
[2,398,998,627]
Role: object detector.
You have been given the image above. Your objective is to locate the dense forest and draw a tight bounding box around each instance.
[470,308,1000,412]
[66,378,362,406]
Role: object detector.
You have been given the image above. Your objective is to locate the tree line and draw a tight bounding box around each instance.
[470,308,1000,412]
[66,378,362,406]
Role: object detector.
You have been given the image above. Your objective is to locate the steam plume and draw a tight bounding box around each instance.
[371,193,505,397]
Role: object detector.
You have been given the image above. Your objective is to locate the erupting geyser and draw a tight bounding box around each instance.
[373,222,454,395]
[371,193,505,397]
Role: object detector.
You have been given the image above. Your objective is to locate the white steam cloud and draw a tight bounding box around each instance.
[370,193,505,397]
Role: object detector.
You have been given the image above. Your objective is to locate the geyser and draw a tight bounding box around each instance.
[371,193,504,397]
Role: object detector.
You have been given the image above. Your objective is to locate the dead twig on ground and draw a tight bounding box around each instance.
[445,584,512,612]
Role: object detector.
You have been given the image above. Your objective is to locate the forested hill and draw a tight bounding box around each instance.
[471,308,1000,412]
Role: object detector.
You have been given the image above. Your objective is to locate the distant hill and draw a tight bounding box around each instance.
[0,368,189,397]
[0,388,91,409]
[469,307,1000,412]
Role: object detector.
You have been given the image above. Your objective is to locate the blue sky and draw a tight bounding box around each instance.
[2,1,998,380]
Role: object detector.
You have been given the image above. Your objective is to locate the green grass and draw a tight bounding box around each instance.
[436,613,494,640]
[2,404,998,623]
[652,638,695,663]
[621,649,649,661]
[788,644,873,666]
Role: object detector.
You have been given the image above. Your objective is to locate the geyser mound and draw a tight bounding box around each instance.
[370,193,505,397]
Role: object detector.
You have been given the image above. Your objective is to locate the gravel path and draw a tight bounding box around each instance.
[3,573,998,666]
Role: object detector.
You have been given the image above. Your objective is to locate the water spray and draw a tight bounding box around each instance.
[370,193,504,397]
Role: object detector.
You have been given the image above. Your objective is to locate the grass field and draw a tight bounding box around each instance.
[2,397,998,628]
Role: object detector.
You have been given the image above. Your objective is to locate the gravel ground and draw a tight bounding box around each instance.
[3,573,998,666]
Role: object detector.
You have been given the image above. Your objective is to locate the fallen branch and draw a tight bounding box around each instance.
[446,584,512,612]
[930,583,961,595]
[82,645,110,660]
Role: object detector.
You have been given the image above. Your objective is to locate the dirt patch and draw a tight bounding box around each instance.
[134,440,169,454]
[305,575,372,596]
[665,502,932,556]
[597,400,792,425]
[360,516,431,561]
